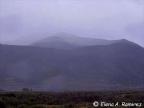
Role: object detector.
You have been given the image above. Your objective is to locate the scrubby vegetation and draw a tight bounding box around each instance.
[0,91,144,108]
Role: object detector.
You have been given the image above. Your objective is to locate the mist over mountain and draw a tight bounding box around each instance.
[32,33,118,49]
[0,0,144,92]
[1,0,144,46]
[0,39,144,91]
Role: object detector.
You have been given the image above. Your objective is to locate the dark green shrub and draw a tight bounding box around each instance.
[0,100,6,108]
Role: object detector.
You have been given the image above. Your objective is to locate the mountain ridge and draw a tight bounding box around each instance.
[32,33,119,49]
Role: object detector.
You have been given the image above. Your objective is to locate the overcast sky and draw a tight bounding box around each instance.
[0,0,144,46]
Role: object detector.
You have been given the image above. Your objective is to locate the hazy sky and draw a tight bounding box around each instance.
[0,0,144,46]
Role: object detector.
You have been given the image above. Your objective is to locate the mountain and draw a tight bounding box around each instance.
[0,40,144,91]
[32,35,78,49]
[32,33,117,49]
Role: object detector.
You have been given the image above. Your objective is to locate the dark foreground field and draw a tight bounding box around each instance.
[0,91,144,108]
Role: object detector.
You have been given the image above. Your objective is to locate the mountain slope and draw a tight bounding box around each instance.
[65,40,144,90]
[0,40,144,91]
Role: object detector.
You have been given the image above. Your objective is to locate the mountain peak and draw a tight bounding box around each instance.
[115,39,141,47]
[50,32,78,40]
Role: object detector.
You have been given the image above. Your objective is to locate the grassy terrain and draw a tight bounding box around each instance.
[0,91,144,108]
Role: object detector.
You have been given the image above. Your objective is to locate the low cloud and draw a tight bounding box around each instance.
[0,0,144,46]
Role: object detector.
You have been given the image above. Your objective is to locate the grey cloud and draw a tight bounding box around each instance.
[0,0,144,46]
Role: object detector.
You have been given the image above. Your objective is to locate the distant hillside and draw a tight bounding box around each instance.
[32,33,117,49]
[0,39,144,91]
[32,35,78,49]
